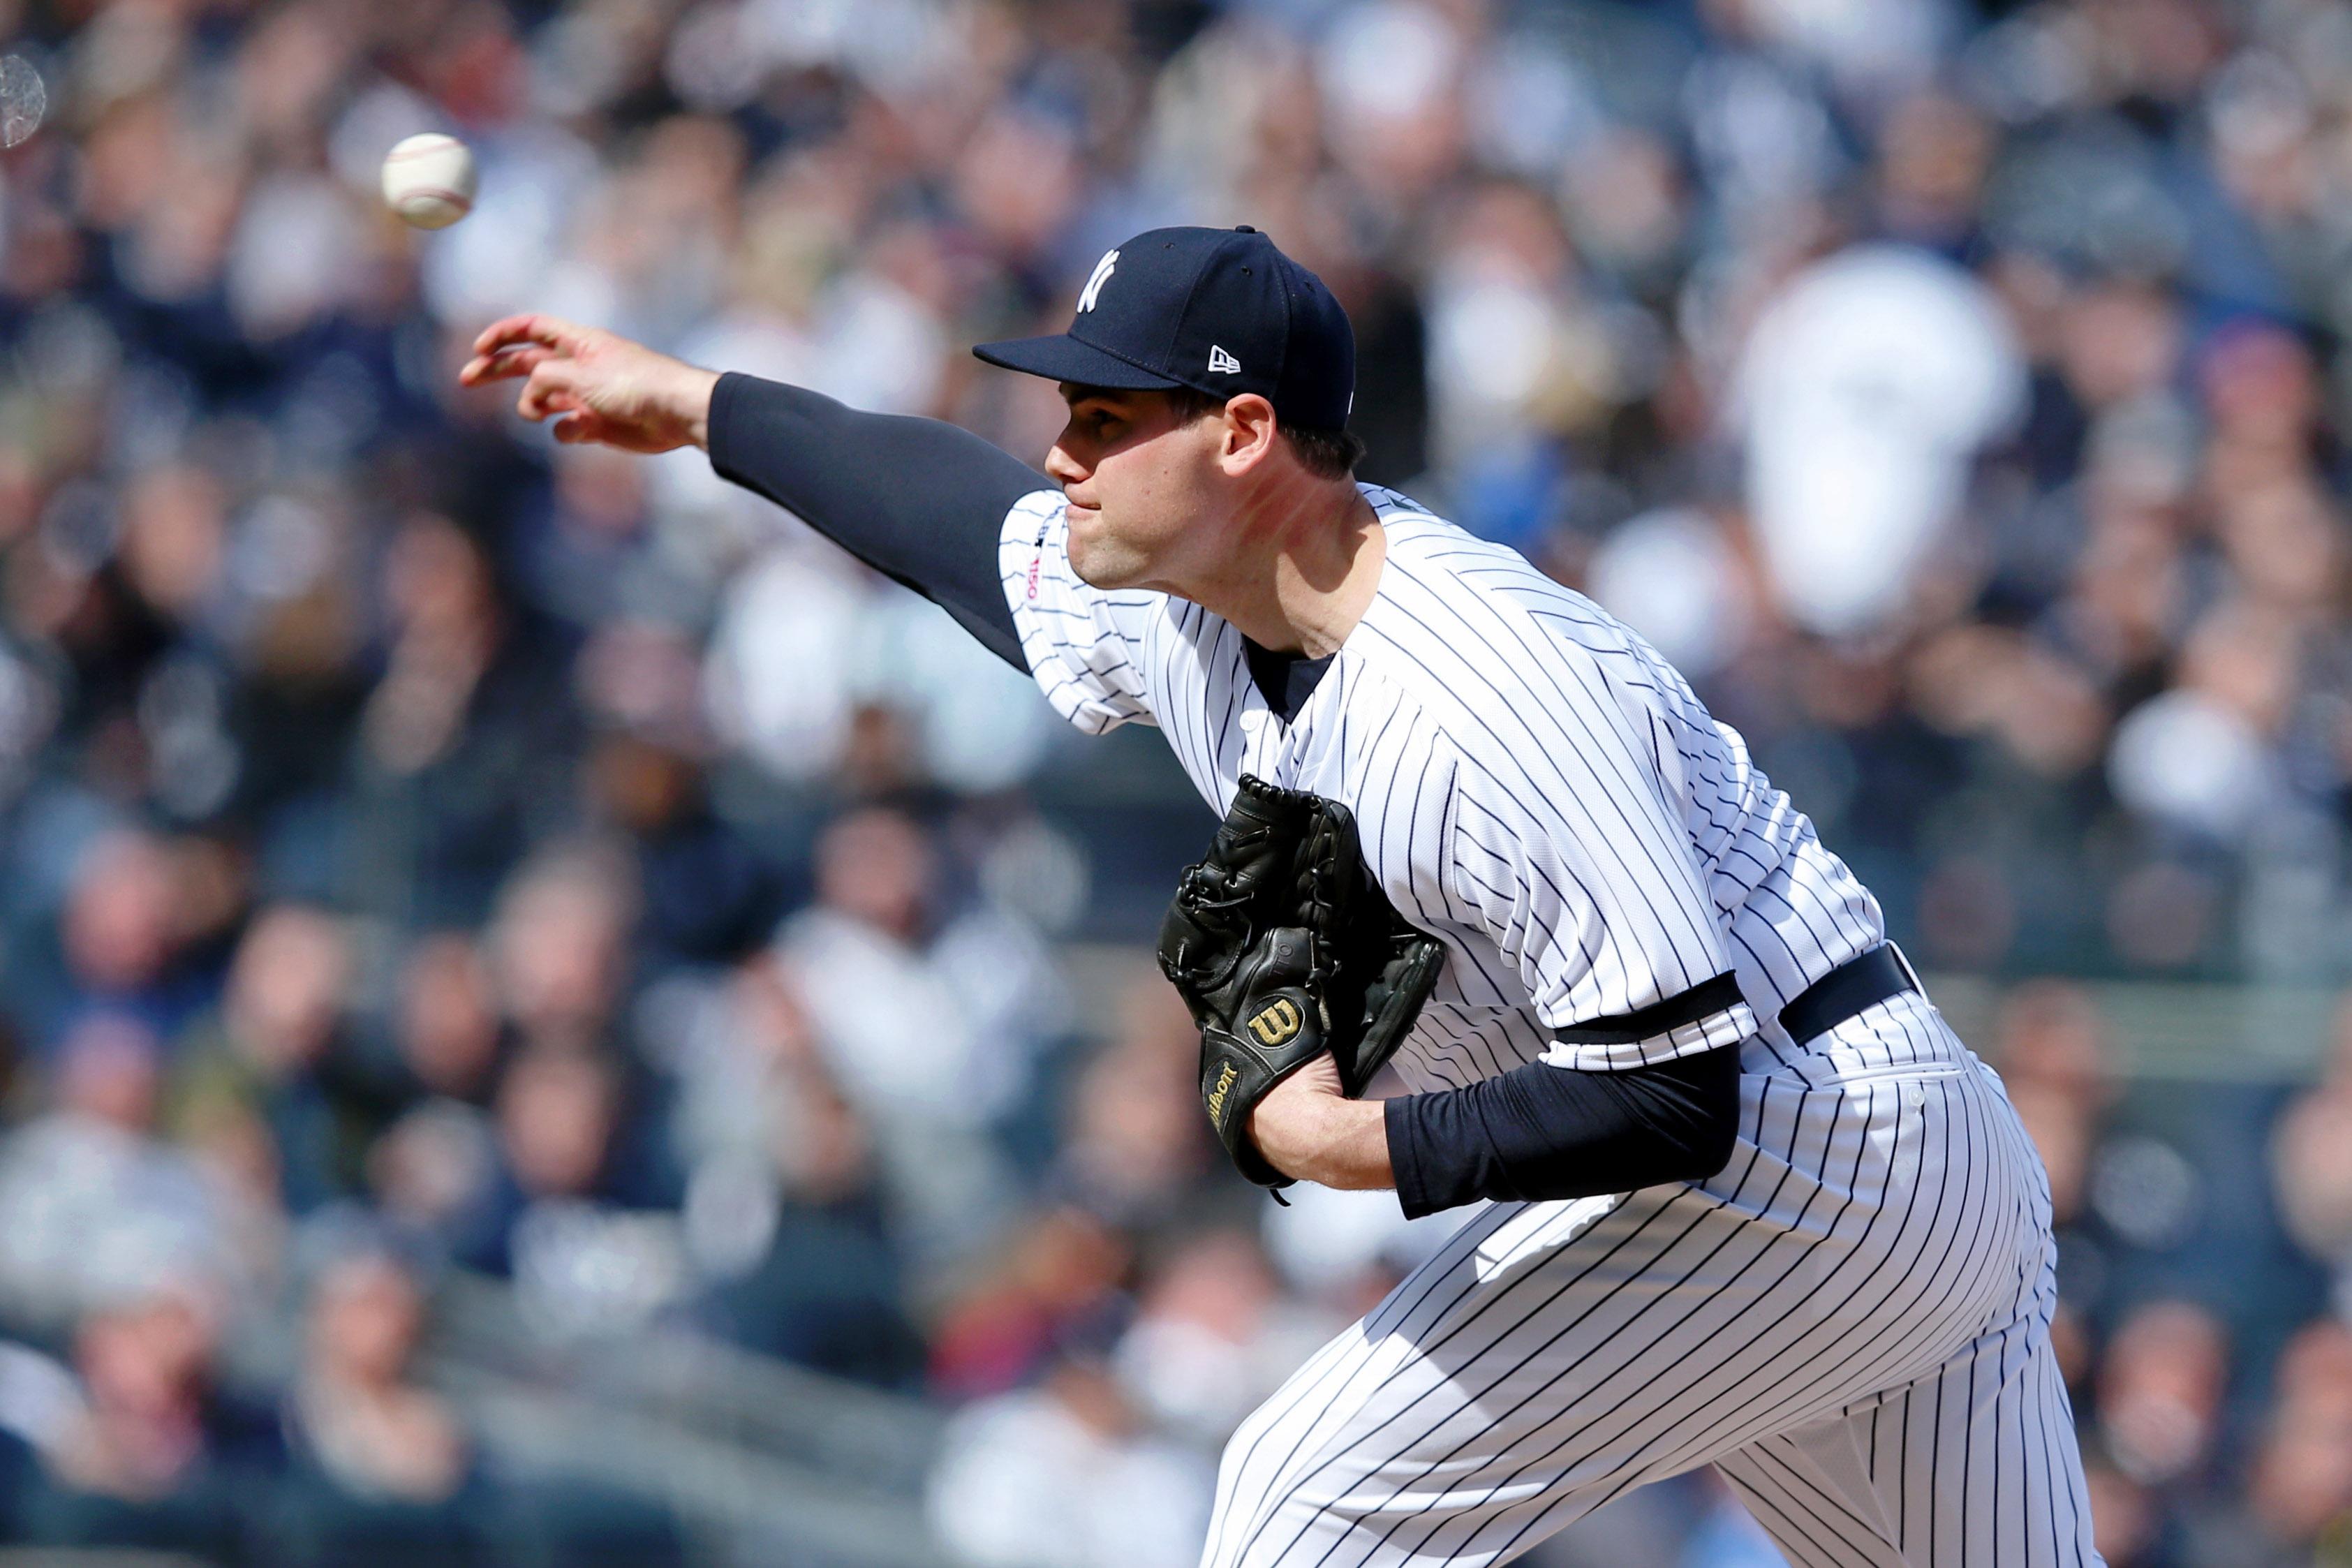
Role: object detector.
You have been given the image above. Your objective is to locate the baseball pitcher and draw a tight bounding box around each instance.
[463,225,2101,1568]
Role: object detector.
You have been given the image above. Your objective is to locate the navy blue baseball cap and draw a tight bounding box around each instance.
[974,225,1356,431]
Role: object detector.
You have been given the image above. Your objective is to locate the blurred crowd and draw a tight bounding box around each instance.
[0,0,2344,1563]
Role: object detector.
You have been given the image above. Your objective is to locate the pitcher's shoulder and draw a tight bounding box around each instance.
[1368,518,1624,676]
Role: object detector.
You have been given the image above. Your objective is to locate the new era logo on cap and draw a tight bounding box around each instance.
[970,225,1356,431]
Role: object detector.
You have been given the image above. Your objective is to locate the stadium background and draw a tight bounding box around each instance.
[0,0,2345,1563]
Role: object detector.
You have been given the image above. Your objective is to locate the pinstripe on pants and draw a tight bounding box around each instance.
[1198,995,2103,1568]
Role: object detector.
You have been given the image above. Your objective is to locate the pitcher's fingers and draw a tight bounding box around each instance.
[459,344,556,385]
[470,313,591,360]
[515,360,589,422]
[461,345,547,385]
[552,411,609,444]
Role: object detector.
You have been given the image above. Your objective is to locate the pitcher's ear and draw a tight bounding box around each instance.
[1219,393,1279,473]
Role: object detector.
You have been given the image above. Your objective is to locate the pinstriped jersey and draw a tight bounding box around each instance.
[998,482,1887,1089]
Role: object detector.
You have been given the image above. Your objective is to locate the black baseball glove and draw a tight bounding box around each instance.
[1157,775,1447,1192]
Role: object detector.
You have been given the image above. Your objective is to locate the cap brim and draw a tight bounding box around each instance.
[971,332,1184,391]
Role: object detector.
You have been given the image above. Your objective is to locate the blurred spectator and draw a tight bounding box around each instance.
[288,1250,466,1501]
[33,828,216,1050]
[1737,244,2025,637]
[356,513,579,926]
[1050,972,1215,1228]
[1997,979,2126,1345]
[487,838,637,1054]
[0,1016,261,1331]
[388,929,508,1107]
[2238,1319,2352,1565]
[926,1349,1215,1568]
[2083,1454,2164,1568]
[170,903,361,1215]
[276,1248,480,1566]
[671,954,925,1385]
[929,1206,1132,1403]
[452,1042,681,1336]
[19,1285,280,1560]
[778,805,1056,1271]
[2272,997,2352,1306]
[1112,1227,1335,1450]
[1259,1178,1456,1319]
[2095,1300,2231,1488]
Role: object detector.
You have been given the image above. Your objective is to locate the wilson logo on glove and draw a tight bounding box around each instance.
[1248,998,1303,1046]
[1207,1063,1238,1126]
[1160,774,1447,1195]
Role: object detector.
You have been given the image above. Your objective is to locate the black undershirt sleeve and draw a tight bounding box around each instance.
[704,372,1040,671]
[1383,1043,1743,1220]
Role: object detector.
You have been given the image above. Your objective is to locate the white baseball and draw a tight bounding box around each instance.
[380,132,477,230]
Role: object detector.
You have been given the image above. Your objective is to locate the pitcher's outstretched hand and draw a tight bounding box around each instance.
[459,315,720,454]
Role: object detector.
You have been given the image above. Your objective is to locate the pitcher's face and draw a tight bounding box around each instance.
[1044,386,1227,591]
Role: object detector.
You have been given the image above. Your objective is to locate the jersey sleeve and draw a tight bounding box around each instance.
[1438,731,1756,1071]
[997,490,1162,733]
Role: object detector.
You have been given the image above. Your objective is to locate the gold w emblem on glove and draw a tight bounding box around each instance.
[1248,998,1303,1046]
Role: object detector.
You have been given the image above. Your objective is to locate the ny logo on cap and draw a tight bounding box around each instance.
[1208,344,1242,374]
[1077,249,1118,313]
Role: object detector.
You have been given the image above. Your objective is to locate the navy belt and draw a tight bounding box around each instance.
[1777,943,1921,1046]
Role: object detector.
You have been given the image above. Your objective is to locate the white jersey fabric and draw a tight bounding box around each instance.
[1004,482,1881,1077]
[998,482,2102,1568]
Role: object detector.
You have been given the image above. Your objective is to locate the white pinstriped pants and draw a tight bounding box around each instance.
[1201,994,2103,1568]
